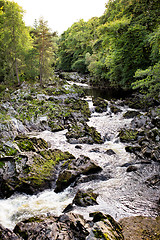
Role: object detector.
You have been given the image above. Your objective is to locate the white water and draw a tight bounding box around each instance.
[0,98,159,230]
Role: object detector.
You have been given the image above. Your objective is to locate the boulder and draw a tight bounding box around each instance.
[123,110,139,119]
[55,155,102,192]
[0,224,23,240]
[66,122,103,144]
[72,189,98,207]
[87,212,124,240]
[93,97,108,113]
[14,213,89,240]
[119,216,160,240]
[0,145,75,198]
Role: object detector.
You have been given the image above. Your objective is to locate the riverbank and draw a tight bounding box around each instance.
[0,74,159,239]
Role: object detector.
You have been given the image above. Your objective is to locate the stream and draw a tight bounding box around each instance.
[0,88,160,230]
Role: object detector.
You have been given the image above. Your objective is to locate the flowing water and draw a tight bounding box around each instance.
[0,94,160,230]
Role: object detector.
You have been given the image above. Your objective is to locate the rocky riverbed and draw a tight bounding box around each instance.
[0,73,160,239]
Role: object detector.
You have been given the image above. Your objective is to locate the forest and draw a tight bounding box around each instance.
[0,0,160,98]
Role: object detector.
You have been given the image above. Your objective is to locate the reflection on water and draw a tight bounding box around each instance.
[84,87,131,100]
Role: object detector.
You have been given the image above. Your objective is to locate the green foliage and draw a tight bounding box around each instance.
[57,0,160,90]
[132,25,160,99]
[132,61,160,99]
[32,17,57,85]
[0,0,32,84]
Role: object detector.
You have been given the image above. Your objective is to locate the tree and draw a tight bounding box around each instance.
[132,26,160,99]
[33,17,57,85]
[0,0,32,85]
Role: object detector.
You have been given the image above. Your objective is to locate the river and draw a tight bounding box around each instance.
[0,86,159,230]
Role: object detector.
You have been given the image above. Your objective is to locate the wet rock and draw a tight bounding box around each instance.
[119,216,160,240]
[0,224,23,240]
[14,213,89,240]
[126,165,138,172]
[88,212,124,240]
[55,155,102,193]
[66,122,103,144]
[141,145,152,158]
[105,149,116,155]
[73,174,110,187]
[14,135,49,152]
[125,145,141,154]
[145,175,160,187]
[152,117,160,128]
[73,189,98,207]
[131,114,149,128]
[151,149,160,162]
[63,203,74,213]
[93,97,108,113]
[0,148,75,198]
[110,104,122,114]
[147,128,160,142]
[75,145,82,149]
[123,110,139,119]
[90,148,100,153]
[118,129,138,142]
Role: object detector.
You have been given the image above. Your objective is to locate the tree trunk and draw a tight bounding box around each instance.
[15,56,20,85]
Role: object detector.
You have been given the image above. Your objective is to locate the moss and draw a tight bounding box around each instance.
[87,126,103,144]
[119,129,138,142]
[17,139,35,152]
[23,149,75,186]
[0,161,5,168]
[93,229,110,239]
[0,144,17,157]
[23,216,43,223]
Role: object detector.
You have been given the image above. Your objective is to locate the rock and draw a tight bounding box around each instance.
[145,175,160,187]
[63,203,74,213]
[0,148,75,198]
[0,142,18,158]
[55,155,102,193]
[75,145,82,149]
[14,135,49,152]
[105,149,116,155]
[151,149,160,162]
[131,115,149,128]
[152,117,160,128]
[118,129,138,142]
[66,122,103,144]
[110,104,122,114]
[90,148,100,153]
[0,224,23,240]
[119,216,160,240]
[125,145,141,154]
[88,212,124,240]
[93,97,108,113]
[123,110,139,119]
[141,145,152,158]
[126,165,138,172]
[13,213,89,240]
[147,128,160,142]
[73,189,98,207]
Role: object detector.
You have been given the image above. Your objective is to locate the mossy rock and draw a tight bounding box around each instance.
[118,129,138,142]
[110,105,122,114]
[55,155,102,192]
[0,143,18,157]
[123,110,140,119]
[66,123,103,144]
[15,135,49,152]
[93,97,108,113]
[88,212,124,240]
[73,189,98,207]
